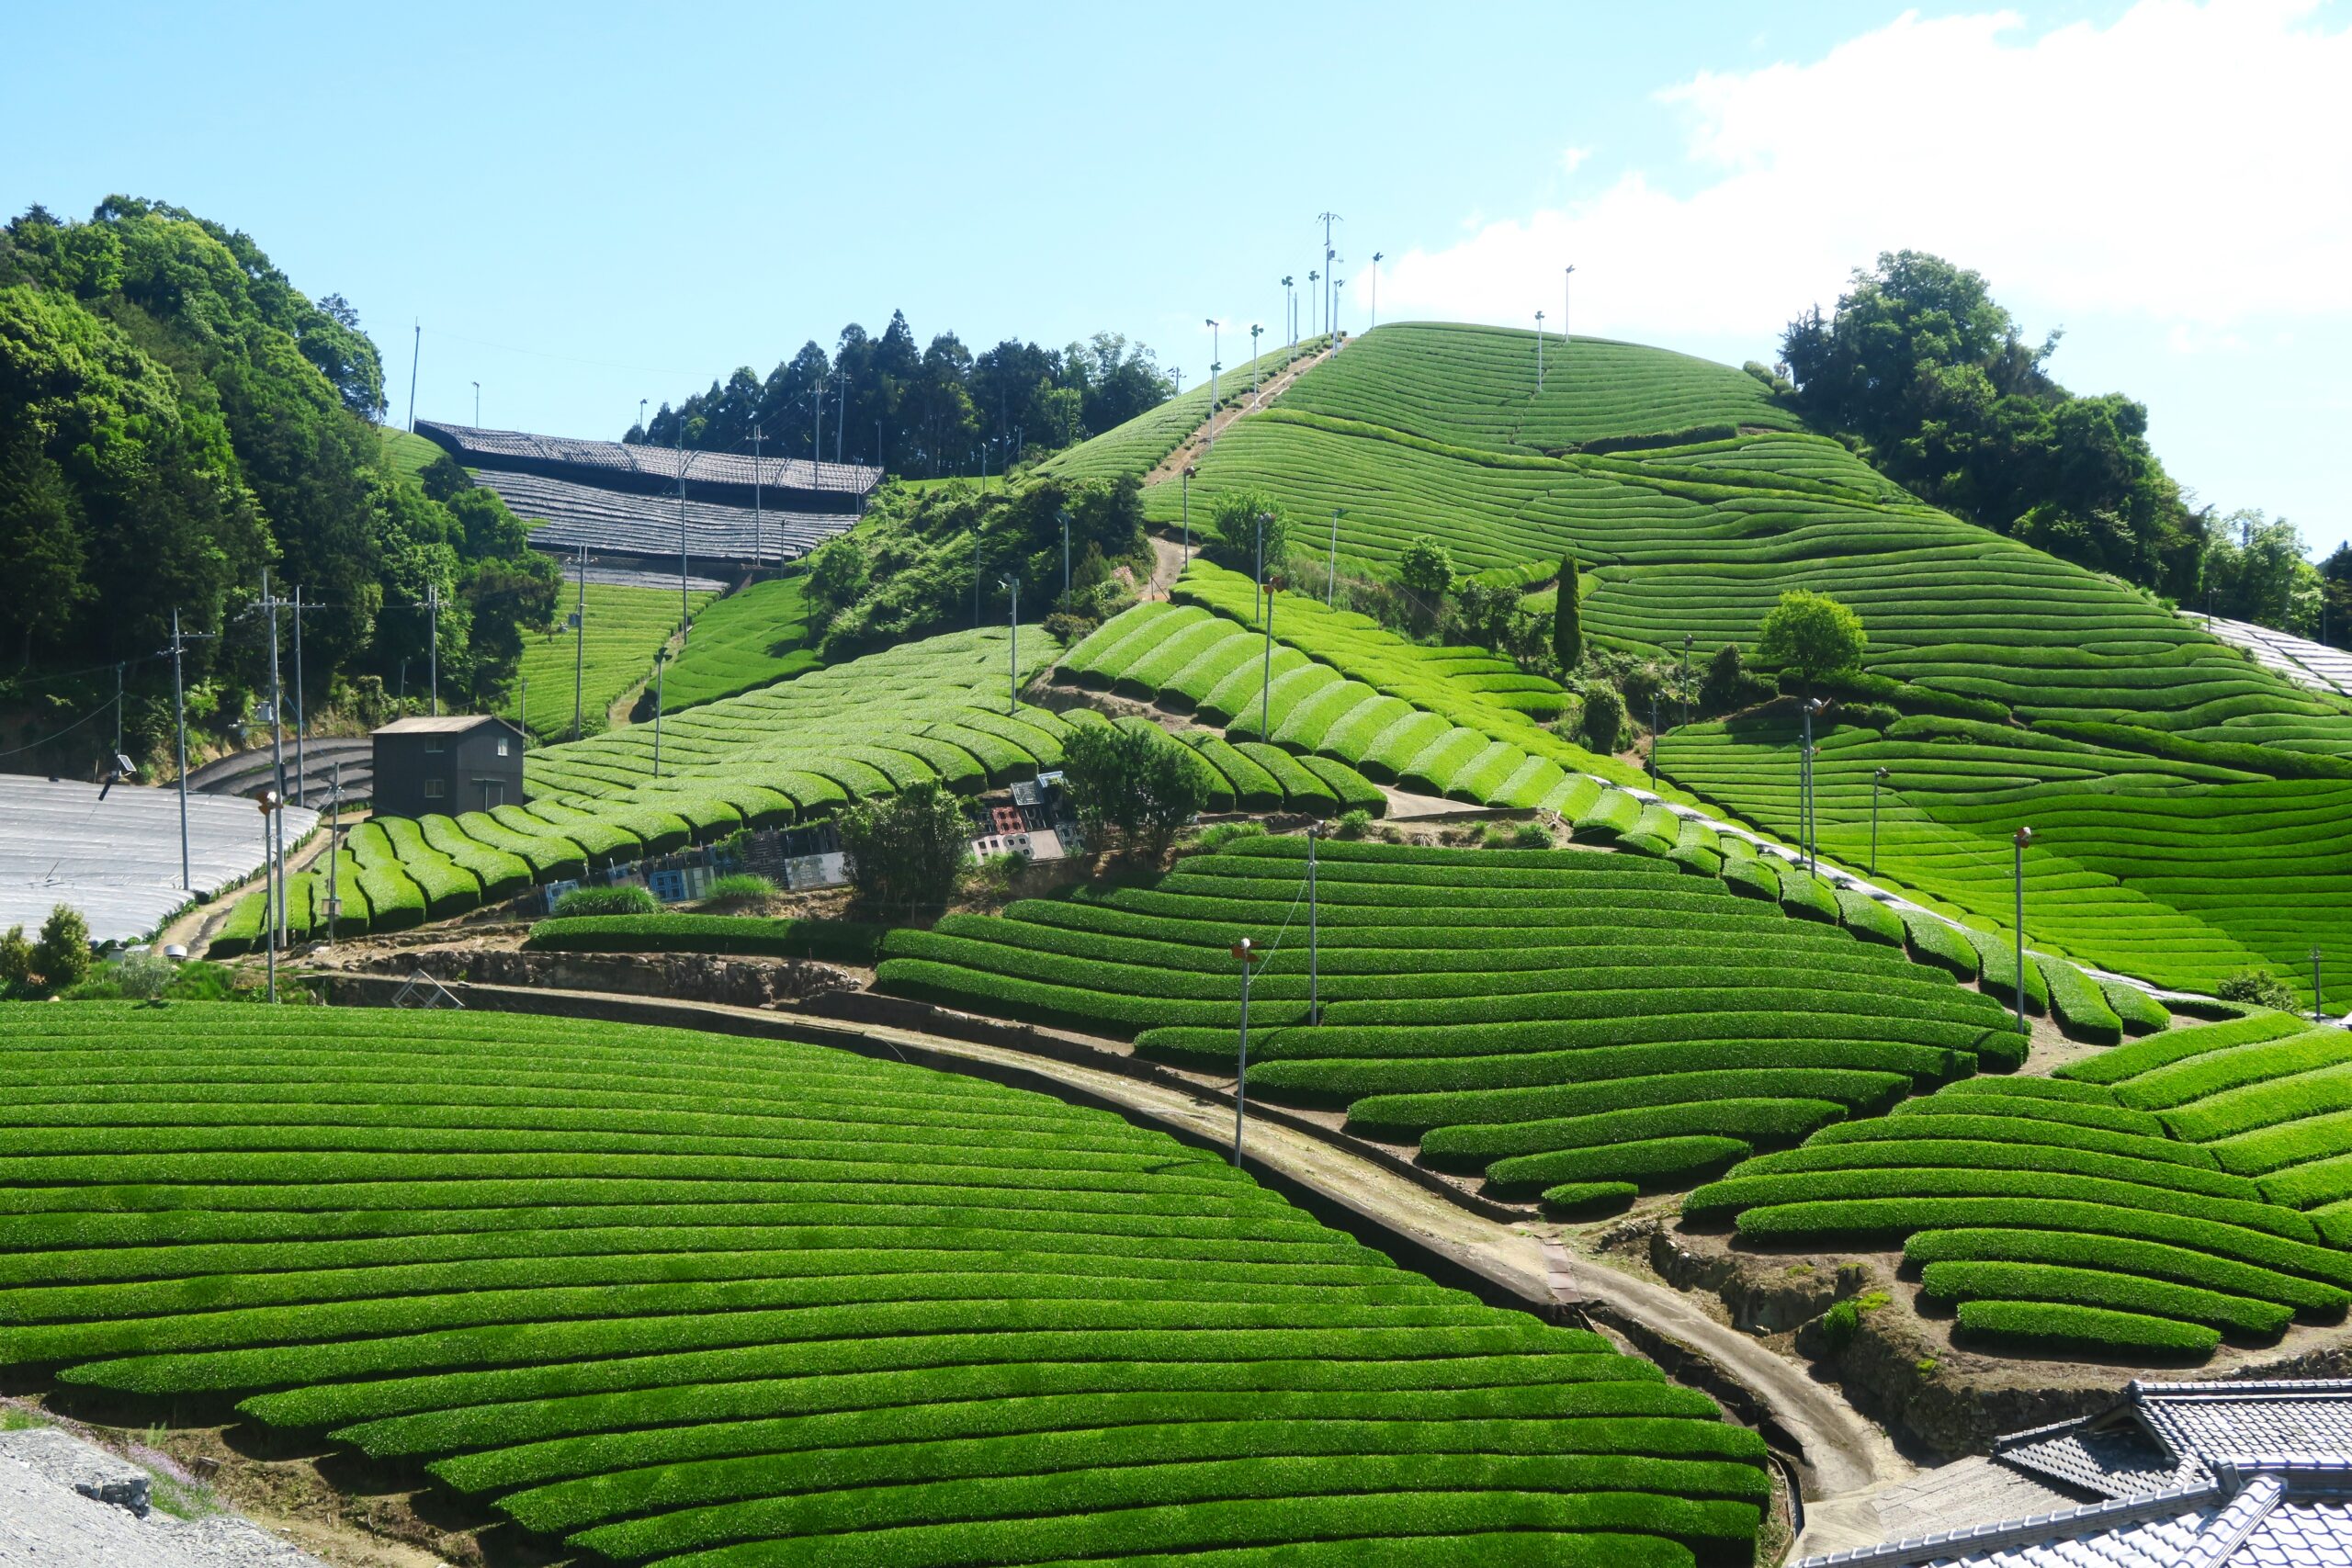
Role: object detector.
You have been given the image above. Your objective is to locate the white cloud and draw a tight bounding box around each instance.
[1379,2,2352,348]
[1558,145,1593,177]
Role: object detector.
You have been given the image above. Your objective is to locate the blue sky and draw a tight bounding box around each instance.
[6,0,2346,551]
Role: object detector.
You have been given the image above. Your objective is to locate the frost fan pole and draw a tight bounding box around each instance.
[171,608,189,891]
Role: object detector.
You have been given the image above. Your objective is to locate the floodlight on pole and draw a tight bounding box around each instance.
[1250,323,1263,401]
[1204,320,1221,420]
[1370,253,1383,327]
[1535,310,1546,391]
[1181,466,1197,567]
[1230,936,1264,1165]
[2012,825,2033,1033]
[1307,271,1319,335]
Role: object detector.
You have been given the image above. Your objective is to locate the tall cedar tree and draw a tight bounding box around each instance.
[1554,556,1583,670]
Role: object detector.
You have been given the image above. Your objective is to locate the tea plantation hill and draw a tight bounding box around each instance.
[1120,321,2352,1002]
[0,1002,1770,1567]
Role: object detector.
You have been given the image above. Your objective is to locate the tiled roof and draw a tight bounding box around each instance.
[375,716,518,736]
[1994,1380,2352,1502]
[1796,1467,2352,1567]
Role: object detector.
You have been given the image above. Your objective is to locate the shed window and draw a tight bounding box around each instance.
[496,739,510,757]
[425,737,447,754]
[424,779,447,799]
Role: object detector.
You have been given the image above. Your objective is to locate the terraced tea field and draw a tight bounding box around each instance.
[1034,337,1328,486]
[0,1002,1770,1566]
[514,581,716,743]
[876,836,2128,1208]
[1693,1010,2352,1362]
[1133,321,2352,998]
[661,576,820,710]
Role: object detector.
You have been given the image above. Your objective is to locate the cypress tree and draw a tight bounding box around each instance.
[1553,555,1584,671]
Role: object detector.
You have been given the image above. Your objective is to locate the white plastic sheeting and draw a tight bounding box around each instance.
[0,774,318,944]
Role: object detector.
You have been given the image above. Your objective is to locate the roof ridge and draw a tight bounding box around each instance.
[2179,1473,2285,1568]
[1792,1481,2223,1568]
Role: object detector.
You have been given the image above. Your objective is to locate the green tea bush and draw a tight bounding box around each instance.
[551,885,659,919]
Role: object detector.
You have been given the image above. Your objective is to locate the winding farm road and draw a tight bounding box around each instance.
[314,974,1905,1518]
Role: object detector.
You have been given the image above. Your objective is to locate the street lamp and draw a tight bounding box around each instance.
[1230,936,1264,1165]
[1871,766,1890,876]
[2012,825,2033,1034]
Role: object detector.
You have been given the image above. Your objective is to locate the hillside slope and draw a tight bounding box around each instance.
[1144,322,2352,998]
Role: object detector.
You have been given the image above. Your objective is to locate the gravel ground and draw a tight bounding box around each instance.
[0,1428,327,1567]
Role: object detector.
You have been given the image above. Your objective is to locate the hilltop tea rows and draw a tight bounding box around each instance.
[1138,321,2352,998]
[0,1006,1770,1565]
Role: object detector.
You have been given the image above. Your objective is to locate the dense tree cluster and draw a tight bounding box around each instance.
[801,474,1149,661]
[1781,251,2204,596]
[0,198,555,762]
[628,315,1173,478]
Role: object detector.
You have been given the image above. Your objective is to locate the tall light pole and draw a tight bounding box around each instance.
[426,580,440,717]
[472,381,480,428]
[262,569,288,953]
[1647,694,1659,788]
[1306,823,1320,1023]
[1250,323,1263,402]
[257,788,280,1004]
[1002,576,1021,715]
[1230,936,1262,1165]
[1800,697,1830,876]
[1258,558,1280,742]
[1871,767,1889,876]
[323,760,342,946]
[407,321,420,433]
[639,397,648,437]
[571,540,587,742]
[291,587,306,805]
[1058,508,1071,603]
[675,421,690,628]
[1307,271,1320,335]
[1282,276,1295,363]
[752,423,763,569]
[812,369,825,472]
[1565,264,1577,362]
[1681,632,1694,728]
[1205,320,1222,423]
[1327,507,1347,605]
[1182,466,1197,567]
[1333,277,1346,339]
[2315,947,2326,1022]
[2012,825,2033,1033]
[1370,252,1383,327]
[1317,210,1342,344]
[650,646,667,778]
[1535,310,1546,391]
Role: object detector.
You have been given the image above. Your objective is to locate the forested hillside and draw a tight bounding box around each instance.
[0,198,554,765]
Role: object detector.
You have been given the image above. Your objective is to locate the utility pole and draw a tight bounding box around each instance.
[1230,937,1261,1165]
[813,370,825,473]
[752,423,764,569]
[1370,253,1383,327]
[2013,826,2033,1033]
[258,790,279,1003]
[1058,509,1071,603]
[1647,694,1659,788]
[571,540,588,742]
[171,608,189,890]
[1328,508,1346,605]
[1002,577,1021,716]
[1258,529,1278,741]
[973,518,983,630]
[426,580,440,717]
[262,569,288,955]
[1682,633,1694,728]
[112,661,124,761]
[2312,946,2324,1021]
[836,374,847,464]
[406,321,420,434]
[292,585,305,807]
